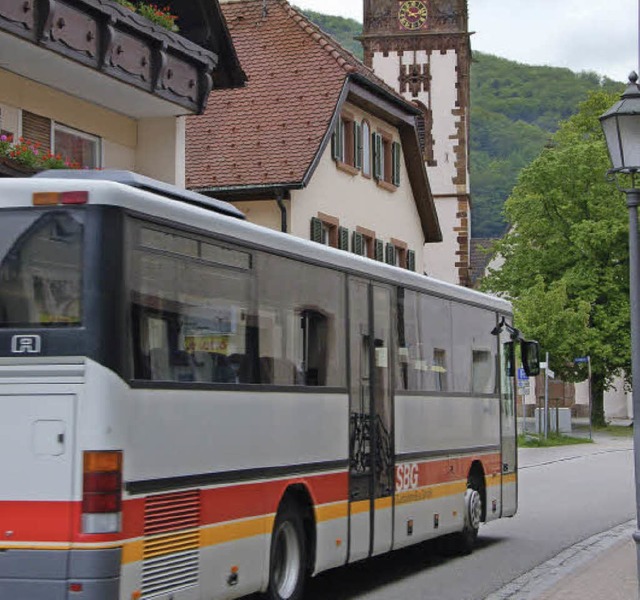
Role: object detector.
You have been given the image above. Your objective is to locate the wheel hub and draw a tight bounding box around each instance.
[464,488,482,530]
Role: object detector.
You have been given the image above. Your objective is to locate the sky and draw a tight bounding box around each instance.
[292,0,639,82]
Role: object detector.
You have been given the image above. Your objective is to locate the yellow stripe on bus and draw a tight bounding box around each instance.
[375,496,393,510]
[502,472,517,485]
[395,480,467,506]
[316,502,349,522]
[201,516,274,549]
[350,500,370,515]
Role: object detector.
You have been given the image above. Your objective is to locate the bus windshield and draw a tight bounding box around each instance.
[0,209,84,328]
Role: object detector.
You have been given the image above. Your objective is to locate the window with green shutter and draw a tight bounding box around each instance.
[354,122,362,170]
[352,231,365,256]
[310,217,323,243]
[407,249,416,272]
[392,142,401,186]
[385,243,396,265]
[331,119,344,162]
[372,132,382,180]
[374,239,384,262]
[338,226,349,251]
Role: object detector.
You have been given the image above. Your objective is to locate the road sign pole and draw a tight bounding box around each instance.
[588,356,592,441]
[544,352,550,439]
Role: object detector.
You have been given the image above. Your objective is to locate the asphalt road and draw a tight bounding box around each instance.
[300,434,635,600]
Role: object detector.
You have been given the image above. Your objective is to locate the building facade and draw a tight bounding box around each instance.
[360,0,471,285]
[0,0,244,184]
[187,0,441,275]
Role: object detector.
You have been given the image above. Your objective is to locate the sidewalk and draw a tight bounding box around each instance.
[538,533,637,600]
[486,429,636,600]
[535,429,637,600]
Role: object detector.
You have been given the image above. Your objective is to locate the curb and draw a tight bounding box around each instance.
[484,520,636,600]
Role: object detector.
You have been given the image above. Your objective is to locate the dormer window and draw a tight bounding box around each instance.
[362,120,371,177]
[373,129,401,190]
[332,113,360,175]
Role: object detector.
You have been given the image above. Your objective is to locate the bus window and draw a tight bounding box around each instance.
[395,288,452,392]
[129,221,255,383]
[433,348,448,391]
[0,210,83,328]
[451,304,497,394]
[472,349,494,394]
[256,252,345,387]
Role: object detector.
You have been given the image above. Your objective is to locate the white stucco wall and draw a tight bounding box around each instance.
[230,200,288,233]
[423,197,457,281]
[288,104,426,273]
[136,116,185,186]
[371,50,463,197]
[371,50,468,286]
[0,69,186,184]
[575,376,633,420]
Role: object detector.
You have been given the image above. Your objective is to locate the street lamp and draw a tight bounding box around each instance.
[600,71,640,588]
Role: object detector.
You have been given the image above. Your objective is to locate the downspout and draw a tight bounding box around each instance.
[276,189,287,233]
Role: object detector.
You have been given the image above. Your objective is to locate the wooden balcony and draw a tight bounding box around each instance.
[0,0,244,118]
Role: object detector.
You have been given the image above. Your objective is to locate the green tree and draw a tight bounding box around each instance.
[481,91,630,426]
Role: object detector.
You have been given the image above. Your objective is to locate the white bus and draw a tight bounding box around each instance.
[0,171,538,600]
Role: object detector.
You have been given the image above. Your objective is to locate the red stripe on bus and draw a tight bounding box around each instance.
[404,453,502,488]
[0,501,74,543]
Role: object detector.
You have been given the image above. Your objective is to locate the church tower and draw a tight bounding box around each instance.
[360,0,471,286]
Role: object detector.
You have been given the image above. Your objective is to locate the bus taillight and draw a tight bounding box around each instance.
[82,450,123,534]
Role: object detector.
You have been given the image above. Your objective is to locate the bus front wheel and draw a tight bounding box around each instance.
[267,502,307,600]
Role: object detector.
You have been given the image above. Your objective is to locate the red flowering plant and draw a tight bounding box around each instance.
[0,135,80,170]
[114,1,179,32]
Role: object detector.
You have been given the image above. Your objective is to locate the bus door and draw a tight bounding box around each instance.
[499,329,518,517]
[347,279,394,561]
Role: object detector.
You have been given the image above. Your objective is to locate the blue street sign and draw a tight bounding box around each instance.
[574,357,589,364]
[517,367,527,381]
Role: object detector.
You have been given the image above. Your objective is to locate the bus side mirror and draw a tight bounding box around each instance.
[521,340,540,376]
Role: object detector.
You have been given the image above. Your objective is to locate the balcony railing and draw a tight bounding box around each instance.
[0,0,224,115]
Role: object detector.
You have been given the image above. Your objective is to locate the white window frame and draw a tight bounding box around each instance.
[362,121,371,176]
[53,122,103,168]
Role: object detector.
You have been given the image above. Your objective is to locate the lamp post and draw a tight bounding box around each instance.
[600,72,640,588]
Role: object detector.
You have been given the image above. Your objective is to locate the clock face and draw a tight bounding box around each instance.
[398,0,428,30]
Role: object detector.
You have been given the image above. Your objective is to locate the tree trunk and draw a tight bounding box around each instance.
[591,371,606,427]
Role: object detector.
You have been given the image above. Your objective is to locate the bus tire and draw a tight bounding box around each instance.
[443,474,483,556]
[267,501,307,600]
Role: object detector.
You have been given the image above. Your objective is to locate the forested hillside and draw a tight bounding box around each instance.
[470,54,621,236]
[299,9,623,238]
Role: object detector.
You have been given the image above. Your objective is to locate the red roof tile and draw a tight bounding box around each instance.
[186,0,408,191]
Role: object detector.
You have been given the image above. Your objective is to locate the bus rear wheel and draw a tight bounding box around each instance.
[267,502,307,600]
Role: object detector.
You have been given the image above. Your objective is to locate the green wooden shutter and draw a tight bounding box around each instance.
[354,122,362,170]
[331,118,343,161]
[385,243,396,265]
[372,132,382,180]
[352,231,364,256]
[374,239,384,261]
[310,217,323,243]
[407,249,416,271]
[392,142,401,186]
[338,226,349,251]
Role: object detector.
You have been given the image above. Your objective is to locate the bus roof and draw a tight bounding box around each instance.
[0,174,511,314]
[34,169,245,220]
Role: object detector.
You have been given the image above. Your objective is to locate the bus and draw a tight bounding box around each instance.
[0,171,538,600]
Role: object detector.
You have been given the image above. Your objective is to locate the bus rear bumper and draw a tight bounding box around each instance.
[0,548,121,599]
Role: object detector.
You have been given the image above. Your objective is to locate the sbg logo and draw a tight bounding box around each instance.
[11,335,42,354]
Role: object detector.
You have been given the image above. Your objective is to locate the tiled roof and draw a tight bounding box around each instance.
[186,0,412,191]
[469,238,499,286]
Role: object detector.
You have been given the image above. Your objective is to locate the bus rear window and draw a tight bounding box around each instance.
[0,209,84,328]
